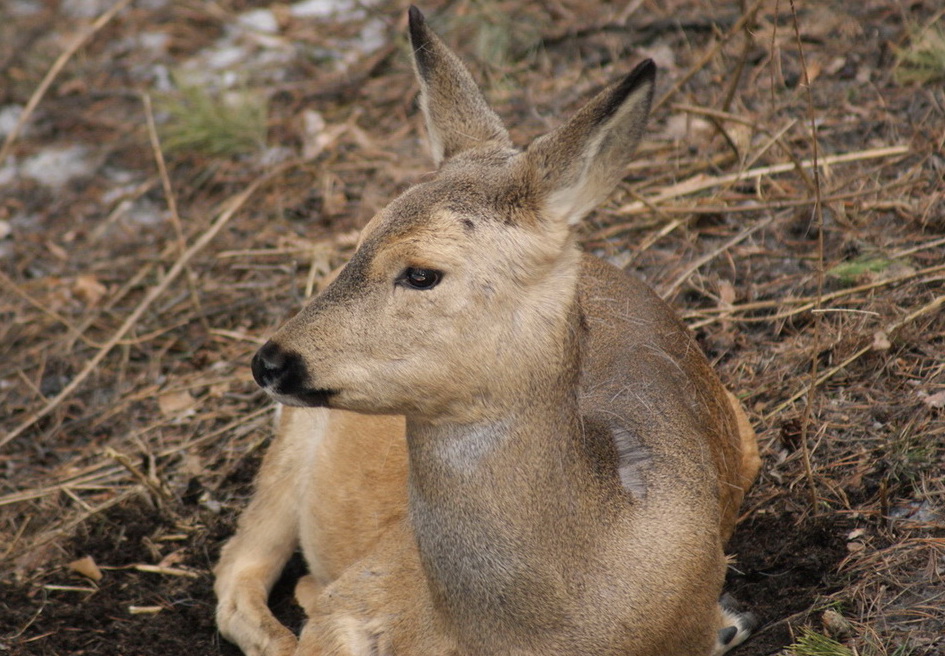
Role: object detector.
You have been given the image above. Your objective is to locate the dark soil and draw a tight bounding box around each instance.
[0,500,850,656]
[726,513,852,653]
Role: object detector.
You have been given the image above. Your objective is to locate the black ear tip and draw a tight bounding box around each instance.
[408,6,425,34]
[408,6,429,52]
[629,58,657,85]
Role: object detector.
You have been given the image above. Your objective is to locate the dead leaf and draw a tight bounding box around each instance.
[158,390,196,417]
[718,280,736,308]
[68,555,103,581]
[301,109,347,160]
[72,274,108,306]
[663,114,713,144]
[46,240,68,261]
[728,124,753,160]
[871,330,891,351]
[208,381,230,398]
[922,390,945,410]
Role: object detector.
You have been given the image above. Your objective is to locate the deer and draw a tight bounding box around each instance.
[214,6,761,655]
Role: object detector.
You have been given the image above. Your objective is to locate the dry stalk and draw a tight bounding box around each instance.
[133,564,200,579]
[141,92,210,334]
[790,0,826,515]
[653,0,767,112]
[762,293,945,423]
[719,0,756,113]
[64,242,176,352]
[1,161,302,448]
[0,271,102,349]
[3,487,141,564]
[592,181,915,247]
[660,215,775,299]
[159,405,273,458]
[685,262,945,327]
[0,0,134,166]
[0,464,124,508]
[105,447,173,507]
[614,145,909,216]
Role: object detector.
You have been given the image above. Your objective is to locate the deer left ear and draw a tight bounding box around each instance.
[525,60,656,226]
[408,6,512,167]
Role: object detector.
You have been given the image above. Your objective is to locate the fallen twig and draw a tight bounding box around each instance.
[0,0,134,166]
[685,262,945,328]
[653,0,767,111]
[762,294,945,422]
[615,145,910,216]
[1,161,302,448]
[660,216,775,298]
[133,564,200,579]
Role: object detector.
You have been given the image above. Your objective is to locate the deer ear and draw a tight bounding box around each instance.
[525,60,656,226]
[408,6,511,167]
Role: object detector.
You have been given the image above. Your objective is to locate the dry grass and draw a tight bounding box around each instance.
[0,1,943,654]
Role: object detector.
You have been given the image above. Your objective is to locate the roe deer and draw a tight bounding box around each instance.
[215,7,761,655]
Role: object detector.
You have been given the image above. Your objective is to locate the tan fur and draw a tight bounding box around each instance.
[215,8,760,656]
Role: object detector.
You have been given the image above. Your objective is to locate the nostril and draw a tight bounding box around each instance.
[252,341,285,388]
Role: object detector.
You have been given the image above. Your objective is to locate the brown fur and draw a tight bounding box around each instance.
[215,8,761,655]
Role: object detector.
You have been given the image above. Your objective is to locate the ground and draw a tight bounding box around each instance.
[1,0,943,655]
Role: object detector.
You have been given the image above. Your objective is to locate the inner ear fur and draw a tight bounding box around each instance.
[525,60,656,226]
[408,6,511,166]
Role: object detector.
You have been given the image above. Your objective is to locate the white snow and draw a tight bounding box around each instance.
[0,106,24,138]
[21,145,94,188]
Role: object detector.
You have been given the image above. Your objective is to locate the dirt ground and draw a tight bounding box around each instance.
[1,0,943,654]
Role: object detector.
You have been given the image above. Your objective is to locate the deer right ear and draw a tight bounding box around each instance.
[524,60,656,227]
[408,6,511,167]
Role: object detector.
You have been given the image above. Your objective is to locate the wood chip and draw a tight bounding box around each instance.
[67,555,103,581]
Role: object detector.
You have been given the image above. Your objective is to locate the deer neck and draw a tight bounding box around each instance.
[404,293,616,635]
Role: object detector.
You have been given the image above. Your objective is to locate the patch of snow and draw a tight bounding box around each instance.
[357,18,388,57]
[9,0,44,16]
[127,198,168,228]
[62,0,112,19]
[138,31,171,54]
[204,45,251,71]
[259,146,294,166]
[0,106,24,138]
[291,0,361,20]
[237,8,280,34]
[151,64,173,92]
[21,145,93,188]
[177,0,386,90]
[0,159,17,187]
[11,213,40,231]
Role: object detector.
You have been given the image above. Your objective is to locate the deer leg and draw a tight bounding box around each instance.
[215,412,306,656]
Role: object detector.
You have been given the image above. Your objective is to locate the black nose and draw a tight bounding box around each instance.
[252,341,305,393]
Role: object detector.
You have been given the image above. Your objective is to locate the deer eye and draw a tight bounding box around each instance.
[400,267,442,290]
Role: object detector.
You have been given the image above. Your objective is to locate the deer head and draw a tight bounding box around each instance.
[252,7,655,425]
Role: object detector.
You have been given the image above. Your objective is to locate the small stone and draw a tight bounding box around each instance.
[822,609,853,639]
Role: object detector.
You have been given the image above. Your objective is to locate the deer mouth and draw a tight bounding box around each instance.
[292,387,337,407]
[263,386,337,408]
